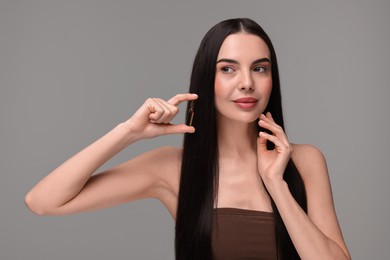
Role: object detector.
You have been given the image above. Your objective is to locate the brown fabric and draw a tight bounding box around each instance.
[212,207,277,260]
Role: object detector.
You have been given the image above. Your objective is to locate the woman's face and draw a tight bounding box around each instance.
[214,33,272,124]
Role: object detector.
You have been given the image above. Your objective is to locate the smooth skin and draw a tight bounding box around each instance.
[25,33,350,259]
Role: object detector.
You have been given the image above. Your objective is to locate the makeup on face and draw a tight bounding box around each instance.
[214,33,273,123]
[215,57,271,77]
[232,97,258,110]
[216,57,271,65]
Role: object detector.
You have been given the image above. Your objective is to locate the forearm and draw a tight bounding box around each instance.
[266,181,349,260]
[25,123,137,214]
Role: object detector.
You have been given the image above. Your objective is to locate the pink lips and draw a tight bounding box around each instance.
[232,97,258,109]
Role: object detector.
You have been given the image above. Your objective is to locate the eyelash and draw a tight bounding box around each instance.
[221,67,235,73]
[220,66,267,73]
[254,66,267,73]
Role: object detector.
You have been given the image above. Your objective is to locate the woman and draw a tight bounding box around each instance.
[25,18,350,259]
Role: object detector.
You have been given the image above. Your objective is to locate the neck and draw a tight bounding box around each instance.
[217,114,259,159]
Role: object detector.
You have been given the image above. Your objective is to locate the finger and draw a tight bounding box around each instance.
[259,114,289,147]
[258,118,289,145]
[153,98,177,123]
[259,131,288,152]
[259,114,285,135]
[168,93,198,106]
[162,99,180,120]
[257,132,269,153]
[259,131,292,167]
[259,116,280,133]
[161,124,196,135]
[260,112,276,124]
[148,99,165,122]
[259,113,275,124]
[266,111,273,120]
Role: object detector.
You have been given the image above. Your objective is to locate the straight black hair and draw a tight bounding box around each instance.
[175,18,307,259]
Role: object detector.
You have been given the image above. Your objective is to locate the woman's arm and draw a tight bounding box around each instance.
[257,112,351,259]
[24,93,197,216]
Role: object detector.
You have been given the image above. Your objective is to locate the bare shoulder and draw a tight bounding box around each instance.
[290,143,334,217]
[291,143,328,182]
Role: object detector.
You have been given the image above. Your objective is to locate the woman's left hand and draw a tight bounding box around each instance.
[257,112,292,186]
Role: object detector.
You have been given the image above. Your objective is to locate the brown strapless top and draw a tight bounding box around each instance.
[212,207,278,260]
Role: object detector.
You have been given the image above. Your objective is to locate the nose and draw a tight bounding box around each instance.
[238,70,254,92]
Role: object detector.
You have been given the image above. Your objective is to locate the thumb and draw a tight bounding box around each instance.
[162,124,196,135]
[257,132,268,153]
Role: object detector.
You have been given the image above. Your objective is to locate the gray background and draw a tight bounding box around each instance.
[1,0,389,259]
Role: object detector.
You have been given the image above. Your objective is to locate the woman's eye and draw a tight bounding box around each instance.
[254,66,266,73]
[221,67,234,73]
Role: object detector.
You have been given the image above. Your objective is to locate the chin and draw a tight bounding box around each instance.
[218,112,260,124]
[216,104,264,124]
[239,109,263,122]
[242,115,261,123]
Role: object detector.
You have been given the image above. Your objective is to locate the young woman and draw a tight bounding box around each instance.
[25,18,350,259]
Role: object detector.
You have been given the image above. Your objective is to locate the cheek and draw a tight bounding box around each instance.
[214,75,236,98]
[261,77,273,99]
[214,76,226,98]
[266,78,273,96]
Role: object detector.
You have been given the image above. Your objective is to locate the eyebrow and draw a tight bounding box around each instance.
[216,57,271,65]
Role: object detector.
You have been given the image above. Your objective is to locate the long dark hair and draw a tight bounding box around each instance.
[175,18,307,259]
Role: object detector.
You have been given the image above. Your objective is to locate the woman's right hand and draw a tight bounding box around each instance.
[123,93,198,139]
[24,93,198,216]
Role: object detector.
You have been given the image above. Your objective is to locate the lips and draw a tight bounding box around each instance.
[233,97,258,103]
[232,97,258,109]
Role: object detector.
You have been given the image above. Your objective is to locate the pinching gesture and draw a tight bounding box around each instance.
[257,112,293,186]
[124,93,198,140]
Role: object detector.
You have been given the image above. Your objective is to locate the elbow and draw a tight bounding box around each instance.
[24,192,48,216]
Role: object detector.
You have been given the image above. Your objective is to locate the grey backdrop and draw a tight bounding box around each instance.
[1,0,389,259]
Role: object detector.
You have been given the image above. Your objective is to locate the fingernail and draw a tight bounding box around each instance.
[260,114,266,119]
